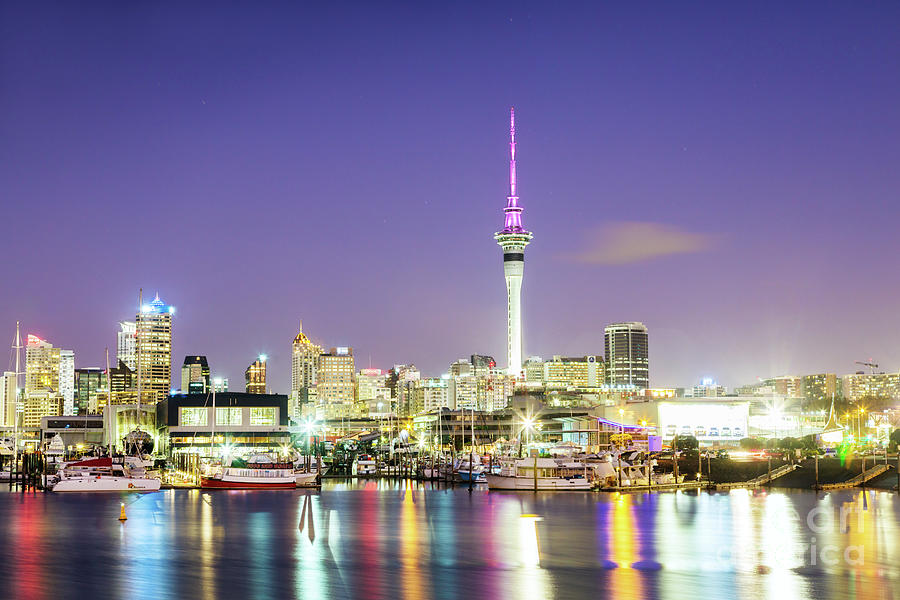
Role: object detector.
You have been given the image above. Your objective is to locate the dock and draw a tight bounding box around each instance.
[715,463,800,490]
[599,480,705,492]
[820,464,892,490]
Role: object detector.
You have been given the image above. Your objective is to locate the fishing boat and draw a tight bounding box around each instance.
[50,456,161,492]
[201,455,297,489]
[485,457,592,491]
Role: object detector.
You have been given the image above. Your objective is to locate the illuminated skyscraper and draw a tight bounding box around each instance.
[317,347,354,419]
[604,322,649,389]
[135,294,174,404]
[494,108,533,377]
[23,334,65,425]
[59,349,75,415]
[181,355,210,394]
[117,321,137,370]
[291,321,322,419]
[245,356,267,394]
[0,372,16,427]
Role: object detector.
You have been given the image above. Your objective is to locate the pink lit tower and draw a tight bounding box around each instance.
[494,107,533,377]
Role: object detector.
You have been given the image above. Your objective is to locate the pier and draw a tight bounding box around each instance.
[715,463,801,490]
[820,463,893,490]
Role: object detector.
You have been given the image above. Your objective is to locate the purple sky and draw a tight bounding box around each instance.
[2,2,900,391]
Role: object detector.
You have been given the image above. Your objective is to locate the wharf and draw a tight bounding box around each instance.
[715,463,800,490]
[599,481,705,492]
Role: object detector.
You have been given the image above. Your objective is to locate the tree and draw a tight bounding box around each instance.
[890,429,900,451]
[675,435,699,451]
[739,437,764,450]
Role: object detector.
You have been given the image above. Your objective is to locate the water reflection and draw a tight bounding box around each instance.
[0,484,897,599]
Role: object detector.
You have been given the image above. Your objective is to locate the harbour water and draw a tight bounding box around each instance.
[0,481,897,599]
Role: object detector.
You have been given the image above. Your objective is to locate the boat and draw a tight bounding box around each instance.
[455,457,486,483]
[353,454,377,477]
[486,457,592,491]
[50,456,161,492]
[201,455,297,489]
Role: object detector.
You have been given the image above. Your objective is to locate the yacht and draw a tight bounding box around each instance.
[486,457,592,491]
[455,456,486,483]
[352,454,377,477]
[201,454,296,489]
[50,456,161,492]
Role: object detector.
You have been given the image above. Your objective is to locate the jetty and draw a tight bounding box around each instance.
[820,463,892,490]
[715,463,800,490]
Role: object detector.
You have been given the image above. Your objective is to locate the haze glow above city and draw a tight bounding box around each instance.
[2,2,899,390]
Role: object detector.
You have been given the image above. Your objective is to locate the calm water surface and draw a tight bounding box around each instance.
[0,481,897,599]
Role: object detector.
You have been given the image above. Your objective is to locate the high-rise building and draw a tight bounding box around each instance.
[181,355,210,394]
[416,377,450,413]
[544,355,604,390]
[494,108,533,377]
[356,368,390,404]
[689,378,727,398]
[0,372,16,427]
[449,374,478,411]
[773,375,803,398]
[842,372,899,402]
[801,373,839,404]
[317,347,355,419]
[394,365,421,417]
[59,349,75,415]
[25,334,60,395]
[135,294,174,404]
[74,368,107,414]
[291,321,322,419]
[604,322,649,389]
[24,334,64,424]
[117,321,137,370]
[108,360,136,406]
[523,356,545,388]
[245,356,267,394]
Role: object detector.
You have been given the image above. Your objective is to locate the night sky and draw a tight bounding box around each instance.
[2,2,899,391]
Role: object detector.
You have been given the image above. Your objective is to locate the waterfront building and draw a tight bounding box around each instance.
[59,349,75,415]
[181,355,211,394]
[416,377,450,413]
[773,375,803,398]
[0,372,16,427]
[117,321,137,370]
[449,373,478,411]
[544,355,604,390]
[24,334,64,424]
[841,372,900,402]
[494,108,533,377]
[23,390,63,427]
[689,378,726,398]
[604,322,649,389]
[356,368,390,413]
[156,392,290,457]
[801,373,839,405]
[483,368,514,412]
[395,365,421,417]
[317,347,355,419]
[135,294,174,404]
[291,321,321,420]
[74,368,107,414]
[523,356,545,389]
[245,356,267,394]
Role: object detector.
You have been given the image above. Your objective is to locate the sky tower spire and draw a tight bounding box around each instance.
[495,107,533,377]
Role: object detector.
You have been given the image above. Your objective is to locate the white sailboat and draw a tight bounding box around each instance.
[485,457,592,491]
[50,456,161,492]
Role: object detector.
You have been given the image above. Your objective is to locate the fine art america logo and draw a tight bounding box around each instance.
[714,499,870,569]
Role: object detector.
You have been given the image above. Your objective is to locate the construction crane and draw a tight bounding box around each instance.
[855,360,879,374]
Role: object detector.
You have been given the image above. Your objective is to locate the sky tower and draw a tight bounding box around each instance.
[494,107,533,376]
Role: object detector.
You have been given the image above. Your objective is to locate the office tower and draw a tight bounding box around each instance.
[449,373,478,411]
[181,355,211,394]
[544,355,604,390]
[523,356,545,388]
[135,294,174,404]
[356,368,390,403]
[291,321,322,419]
[317,347,355,419]
[108,360,136,405]
[690,378,726,398]
[773,375,803,398]
[117,321,137,370]
[24,334,64,424]
[0,372,16,427]
[59,349,75,415]
[74,367,107,414]
[416,377,450,413]
[212,378,229,393]
[245,356,267,394]
[394,365,421,417]
[604,322,649,389]
[494,108,533,377]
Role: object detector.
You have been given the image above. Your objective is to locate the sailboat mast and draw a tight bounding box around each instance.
[136,288,142,437]
[13,321,22,470]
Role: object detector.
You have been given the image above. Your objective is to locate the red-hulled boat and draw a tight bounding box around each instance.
[201,454,297,489]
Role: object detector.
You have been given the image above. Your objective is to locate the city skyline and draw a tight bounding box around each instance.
[3,3,900,391]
